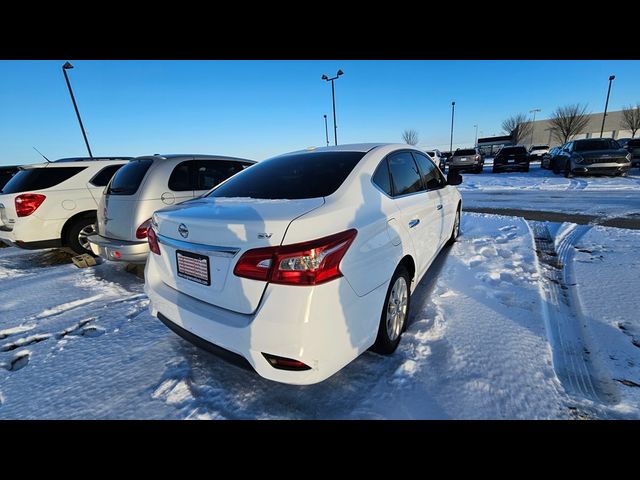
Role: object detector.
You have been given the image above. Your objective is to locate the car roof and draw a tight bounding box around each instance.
[19,159,130,170]
[131,154,256,163]
[53,156,133,163]
[279,143,390,156]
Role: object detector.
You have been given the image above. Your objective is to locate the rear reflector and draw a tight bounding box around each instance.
[15,193,46,217]
[234,229,357,286]
[262,353,311,371]
[148,227,161,255]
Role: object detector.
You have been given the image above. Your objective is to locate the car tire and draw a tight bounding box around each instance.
[523,165,530,173]
[492,166,499,173]
[65,216,97,255]
[552,162,561,174]
[446,208,461,247]
[475,165,483,174]
[371,265,411,355]
[564,166,573,178]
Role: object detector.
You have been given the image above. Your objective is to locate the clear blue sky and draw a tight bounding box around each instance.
[1,60,638,166]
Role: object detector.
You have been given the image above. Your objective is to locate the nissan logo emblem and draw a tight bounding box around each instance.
[178,223,189,238]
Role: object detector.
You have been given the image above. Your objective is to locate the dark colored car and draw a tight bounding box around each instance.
[621,138,640,168]
[493,145,530,173]
[541,147,563,170]
[554,138,631,177]
[0,166,20,191]
[448,148,484,174]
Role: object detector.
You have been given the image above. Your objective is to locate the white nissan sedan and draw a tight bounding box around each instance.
[144,144,462,384]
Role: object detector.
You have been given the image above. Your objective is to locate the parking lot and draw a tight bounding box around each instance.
[2,171,639,418]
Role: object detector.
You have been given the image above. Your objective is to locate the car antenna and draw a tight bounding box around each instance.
[33,146,51,163]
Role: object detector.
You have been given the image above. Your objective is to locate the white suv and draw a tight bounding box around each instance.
[0,157,131,254]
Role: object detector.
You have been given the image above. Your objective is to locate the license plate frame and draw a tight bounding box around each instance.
[176,250,211,286]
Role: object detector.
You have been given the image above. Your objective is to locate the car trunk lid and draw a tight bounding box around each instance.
[152,196,324,314]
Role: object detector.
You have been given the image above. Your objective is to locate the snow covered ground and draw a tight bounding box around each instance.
[1,213,638,419]
[459,164,640,219]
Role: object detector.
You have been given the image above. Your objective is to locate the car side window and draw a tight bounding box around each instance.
[387,152,424,196]
[372,159,392,196]
[89,164,124,187]
[412,152,446,190]
[168,160,199,191]
[197,161,246,190]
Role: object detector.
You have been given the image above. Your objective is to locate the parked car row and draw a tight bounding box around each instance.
[0,144,464,385]
[541,138,633,177]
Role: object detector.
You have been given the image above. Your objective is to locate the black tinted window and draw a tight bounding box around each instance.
[413,152,445,190]
[372,159,392,196]
[169,161,198,191]
[107,159,153,195]
[388,152,423,196]
[455,149,476,156]
[198,161,248,190]
[1,167,86,194]
[627,140,640,148]
[500,147,527,155]
[209,151,364,200]
[574,139,619,151]
[89,164,124,187]
[0,168,18,190]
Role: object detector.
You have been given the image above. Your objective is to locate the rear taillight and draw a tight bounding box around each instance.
[234,229,357,286]
[148,227,161,255]
[15,194,46,217]
[136,218,152,239]
[475,154,480,161]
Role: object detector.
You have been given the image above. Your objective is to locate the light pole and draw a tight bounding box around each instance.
[529,108,541,146]
[473,124,478,147]
[449,101,455,154]
[321,69,343,145]
[323,114,329,146]
[62,62,93,159]
[600,75,616,138]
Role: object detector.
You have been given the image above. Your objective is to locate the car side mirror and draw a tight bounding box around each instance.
[447,169,463,186]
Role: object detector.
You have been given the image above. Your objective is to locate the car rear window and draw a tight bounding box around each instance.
[107,159,153,195]
[574,139,619,151]
[0,168,18,190]
[531,145,548,151]
[1,167,86,194]
[209,151,365,200]
[500,147,527,155]
[455,149,476,156]
[627,140,640,148]
[425,151,435,156]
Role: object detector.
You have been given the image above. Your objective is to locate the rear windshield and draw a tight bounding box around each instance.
[531,145,548,151]
[1,167,86,194]
[454,149,476,156]
[425,151,435,156]
[574,139,620,151]
[0,168,18,190]
[209,151,365,200]
[107,159,153,195]
[627,139,640,148]
[500,147,527,155]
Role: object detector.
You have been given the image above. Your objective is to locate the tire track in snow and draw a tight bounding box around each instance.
[530,221,619,405]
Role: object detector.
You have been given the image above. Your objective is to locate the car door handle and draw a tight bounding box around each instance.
[408,219,420,228]
[436,204,443,210]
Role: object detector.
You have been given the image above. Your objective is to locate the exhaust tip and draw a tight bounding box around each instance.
[262,353,311,371]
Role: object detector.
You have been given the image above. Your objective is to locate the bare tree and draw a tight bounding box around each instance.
[548,103,590,144]
[621,104,640,138]
[501,113,533,145]
[402,129,419,145]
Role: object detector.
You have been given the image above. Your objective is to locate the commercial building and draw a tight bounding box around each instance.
[528,109,633,147]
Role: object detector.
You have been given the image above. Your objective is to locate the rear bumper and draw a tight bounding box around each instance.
[88,234,149,263]
[494,161,529,170]
[449,162,480,171]
[144,256,387,385]
[0,216,64,249]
